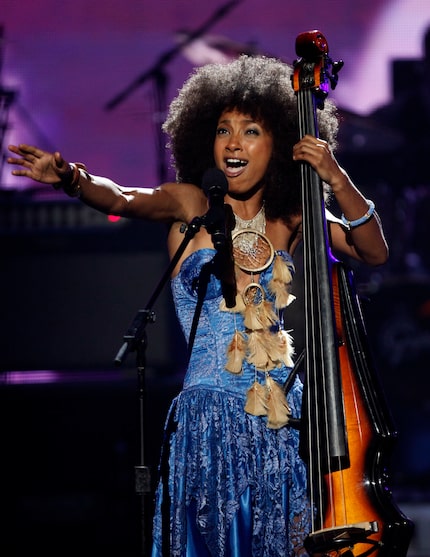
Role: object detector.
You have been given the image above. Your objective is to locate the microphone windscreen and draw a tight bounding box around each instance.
[202,168,228,195]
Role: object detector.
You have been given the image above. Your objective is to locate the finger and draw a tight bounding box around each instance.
[16,143,40,155]
[54,151,66,169]
[11,168,32,177]
[7,154,34,167]
[12,143,46,160]
[8,144,32,160]
[6,156,21,165]
[293,143,316,159]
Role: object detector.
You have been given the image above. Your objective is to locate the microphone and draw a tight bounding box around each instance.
[202,168,237,307]
[202,168,229,250]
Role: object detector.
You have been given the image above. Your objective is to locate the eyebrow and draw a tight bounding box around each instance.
[218,118,257,125]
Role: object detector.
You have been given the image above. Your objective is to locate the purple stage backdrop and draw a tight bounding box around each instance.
[1,0,430,191]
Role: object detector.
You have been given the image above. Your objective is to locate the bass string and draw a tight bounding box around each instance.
[298,86,346,531]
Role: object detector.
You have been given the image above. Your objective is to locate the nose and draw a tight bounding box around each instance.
[226,132,242,152]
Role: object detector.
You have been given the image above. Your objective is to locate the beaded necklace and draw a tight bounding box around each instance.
[232,204,266,233]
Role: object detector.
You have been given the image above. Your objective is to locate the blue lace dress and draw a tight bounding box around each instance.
[151,248,312,557]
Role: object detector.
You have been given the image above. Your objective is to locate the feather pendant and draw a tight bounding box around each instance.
[247,331,270,369]
[269,279,292,309]
[265,376,291,429]
[225,330,246,374]
[272,254,293,284]
[219,293,245,313]
[268,255,294,309]
[258,330,283,367]
[259,300,278,327]
[244,381,268,416]
[277,329,295,368]
[233,293,246,312]
[243,304,264,330]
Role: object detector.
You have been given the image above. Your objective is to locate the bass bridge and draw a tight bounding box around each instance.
[305,521,381,556]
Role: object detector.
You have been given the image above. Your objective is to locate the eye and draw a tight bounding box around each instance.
[246,127,260,135]
[216,127,229,135]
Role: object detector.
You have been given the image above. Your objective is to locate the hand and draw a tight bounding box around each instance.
[292,134,346,189]
[7,144,72,185]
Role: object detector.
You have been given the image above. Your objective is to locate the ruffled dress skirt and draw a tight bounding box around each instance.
[150,249,312,556]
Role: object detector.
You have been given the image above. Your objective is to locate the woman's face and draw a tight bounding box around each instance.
[213,108,273,197]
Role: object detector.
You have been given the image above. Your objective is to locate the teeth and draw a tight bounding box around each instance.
[226,158,247,168]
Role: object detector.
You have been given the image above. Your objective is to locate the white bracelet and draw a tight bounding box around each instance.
[341,199,375,229]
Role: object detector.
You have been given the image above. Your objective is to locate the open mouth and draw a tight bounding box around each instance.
[225,158,248,169]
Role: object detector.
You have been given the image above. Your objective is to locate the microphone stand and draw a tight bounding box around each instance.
[104,1,241,112]
[103,0,242,184]
[114,215,205,556]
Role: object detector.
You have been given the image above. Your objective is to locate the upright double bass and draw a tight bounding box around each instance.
[292,30,414,556]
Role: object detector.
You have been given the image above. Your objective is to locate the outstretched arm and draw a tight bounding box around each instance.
[7,143,205,224]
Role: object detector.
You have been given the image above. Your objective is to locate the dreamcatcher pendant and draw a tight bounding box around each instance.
[219,208,295,428]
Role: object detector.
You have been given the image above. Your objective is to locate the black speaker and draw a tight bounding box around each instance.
[0,218,186,372]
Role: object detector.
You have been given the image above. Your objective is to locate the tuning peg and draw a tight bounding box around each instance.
[332,60,344,75]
